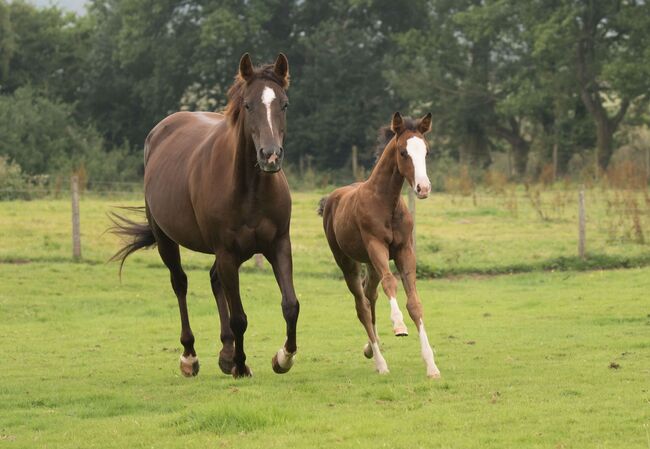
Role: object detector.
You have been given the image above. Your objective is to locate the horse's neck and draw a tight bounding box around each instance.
[226,122,270,197]
[364,142,404,211]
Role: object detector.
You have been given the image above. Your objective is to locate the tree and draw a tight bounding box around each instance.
[534,0,650,170]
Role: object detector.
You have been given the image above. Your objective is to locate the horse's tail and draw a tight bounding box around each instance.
[108,206,157,276]
[317,196,328,217]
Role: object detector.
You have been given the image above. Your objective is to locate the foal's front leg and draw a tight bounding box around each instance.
[216,251,252,378]
[365,240,409,336]
[395,247,441,379]
[266,233,300,374]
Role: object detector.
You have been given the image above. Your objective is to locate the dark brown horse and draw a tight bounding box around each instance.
[319,112,440,378]
[111,54,299,378]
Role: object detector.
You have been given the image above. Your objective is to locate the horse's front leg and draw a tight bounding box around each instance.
[395,247,441,379]
[216,251,251,378]
[209,261,235,375]
[266,233,300,374]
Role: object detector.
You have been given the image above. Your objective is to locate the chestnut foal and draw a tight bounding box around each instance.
[319,112,440,378]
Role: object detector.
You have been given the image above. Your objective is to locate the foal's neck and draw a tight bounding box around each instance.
[365,141,404,211]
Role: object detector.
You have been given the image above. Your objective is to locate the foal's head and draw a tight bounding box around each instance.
[226,53,290,173]
[390,112,433,199]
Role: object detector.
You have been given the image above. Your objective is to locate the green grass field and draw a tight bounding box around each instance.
[1,190,649,448]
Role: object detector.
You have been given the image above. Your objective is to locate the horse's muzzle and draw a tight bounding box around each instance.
[259,146,283,173]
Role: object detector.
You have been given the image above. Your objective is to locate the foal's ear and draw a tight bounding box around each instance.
[239,53,254,81]
[391,112,405,135]
[418,112,432,134]
[273,53,290,88]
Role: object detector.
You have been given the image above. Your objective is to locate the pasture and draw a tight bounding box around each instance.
[1,190,649,448]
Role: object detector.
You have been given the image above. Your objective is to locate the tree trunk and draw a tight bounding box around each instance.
[460,121,491,168]
[512,138,530,178]
[595,117,614,171]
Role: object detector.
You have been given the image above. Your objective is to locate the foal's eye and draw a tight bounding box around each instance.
[400,149,408,157]
[282,103,289,111]
[244,102,251,110]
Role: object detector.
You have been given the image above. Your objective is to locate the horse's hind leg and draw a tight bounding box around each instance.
[153,225,198,377]
[209,261,235,375]
[362,263,388,358]
[332,249,388,374]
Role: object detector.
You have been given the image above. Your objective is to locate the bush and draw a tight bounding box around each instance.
[0,87,141,187]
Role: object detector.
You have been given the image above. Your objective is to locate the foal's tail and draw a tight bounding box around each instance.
[317,196,328,217]
[108,206,157,276]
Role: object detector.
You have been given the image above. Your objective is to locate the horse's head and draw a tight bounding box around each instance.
[391,112,433,199]
[236,53,290,173]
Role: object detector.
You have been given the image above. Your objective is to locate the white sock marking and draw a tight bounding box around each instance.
[389,297,407,332]
[418,319,440,378]
[262,86,276,138]
[180,354,198,365]
[406,136,430,193]
[372,342,389,374]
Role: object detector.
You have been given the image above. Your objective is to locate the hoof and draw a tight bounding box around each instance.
[231,364,253,378]
[271,348,295,374]
[427,368,441,379]
[363,342,373,359]
[179,354,199,377]
[218,356,235,375]
[218,345,235,375]
[376,366,390,375]
[393,325,409,337]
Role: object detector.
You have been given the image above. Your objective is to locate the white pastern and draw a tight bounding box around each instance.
[389,297,408,334]
[276,347,295,370]
[371,342,389,374]
[418,319,440,378]
[180,354,198,365]
[406,136,430,193]
[262,86,276,138]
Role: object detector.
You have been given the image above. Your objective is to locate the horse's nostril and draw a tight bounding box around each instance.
[416,185,421,193]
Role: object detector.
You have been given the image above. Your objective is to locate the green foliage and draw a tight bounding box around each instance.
[0,87,140,182]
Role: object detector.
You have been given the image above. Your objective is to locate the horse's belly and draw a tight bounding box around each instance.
[333,208,370,263]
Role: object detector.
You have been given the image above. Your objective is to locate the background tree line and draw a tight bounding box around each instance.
[1,0,649,187]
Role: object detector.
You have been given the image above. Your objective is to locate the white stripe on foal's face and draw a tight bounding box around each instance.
[261,86,276,138]
[406,136,431,198]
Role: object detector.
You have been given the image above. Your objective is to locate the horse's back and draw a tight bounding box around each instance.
[144,111,225,166]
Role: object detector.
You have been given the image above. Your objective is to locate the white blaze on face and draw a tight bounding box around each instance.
[261,86,276,138]
[406,136,430,195]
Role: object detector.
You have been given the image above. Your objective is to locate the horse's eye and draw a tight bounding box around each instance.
[400,149,408,157]
[244,102,251,110]
[282,103,289,111]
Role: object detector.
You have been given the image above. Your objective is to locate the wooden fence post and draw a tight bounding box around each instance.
[578,188,586,259]
[351,145,358,180]
[71,175,82,261]
[408,188,416,258]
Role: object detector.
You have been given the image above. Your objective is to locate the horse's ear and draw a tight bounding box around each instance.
[239,53,254,81]
[418,112,432,134]
[391,112,405,135]
[274,53,289,88]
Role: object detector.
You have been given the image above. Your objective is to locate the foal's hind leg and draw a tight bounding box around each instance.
[209,261,235,375]
[153,228,198,377]
[331,251,388,374]
[362,264,381,358]
[395,247,441,379]
[365,240,409,337]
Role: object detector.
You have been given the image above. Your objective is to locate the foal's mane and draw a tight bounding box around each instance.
[224,64,290,126]
[374,117,418,162]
